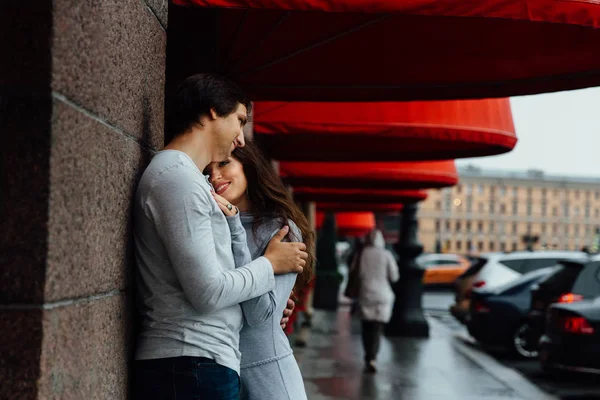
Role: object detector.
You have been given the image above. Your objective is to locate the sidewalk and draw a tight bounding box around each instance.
[293,309,556,400]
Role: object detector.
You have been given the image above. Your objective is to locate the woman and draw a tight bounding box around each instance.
[204,141,314,400]
[357,229,399,373]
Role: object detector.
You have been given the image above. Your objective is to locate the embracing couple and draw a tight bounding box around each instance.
[132,74,313,399]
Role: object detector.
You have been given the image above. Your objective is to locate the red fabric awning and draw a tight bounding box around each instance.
[254,100,516,161]
[336,212,376,238]
[281,160,457,190]
[293,187,428,204]
[171,1,600,100]
[317,202,404,213]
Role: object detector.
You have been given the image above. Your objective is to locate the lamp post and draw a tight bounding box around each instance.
[385,203,429,337]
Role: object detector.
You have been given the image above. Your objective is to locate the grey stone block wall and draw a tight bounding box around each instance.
[1,0,167,398]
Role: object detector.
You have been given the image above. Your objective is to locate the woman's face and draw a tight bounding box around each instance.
[205,156,249,208]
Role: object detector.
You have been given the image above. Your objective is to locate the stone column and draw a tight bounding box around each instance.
[385,203,430,337]
[1,1,167,398]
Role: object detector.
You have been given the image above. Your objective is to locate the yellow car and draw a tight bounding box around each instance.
[417,254,470,286]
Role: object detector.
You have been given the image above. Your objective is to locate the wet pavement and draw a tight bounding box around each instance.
[430,312,600,400]
[294,308,552,400]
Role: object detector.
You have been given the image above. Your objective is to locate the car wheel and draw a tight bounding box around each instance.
[512,322,538,359]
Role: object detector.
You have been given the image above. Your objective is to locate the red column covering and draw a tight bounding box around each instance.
[172,0,600,100]
[254,100,516,161]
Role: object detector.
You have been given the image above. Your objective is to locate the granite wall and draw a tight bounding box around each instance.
[1,1,167,398]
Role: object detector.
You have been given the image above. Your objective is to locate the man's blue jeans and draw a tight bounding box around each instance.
[134,356,240,400]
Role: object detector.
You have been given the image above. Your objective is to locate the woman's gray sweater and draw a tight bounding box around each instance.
[229,213,307,400]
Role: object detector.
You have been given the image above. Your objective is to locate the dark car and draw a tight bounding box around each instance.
[526,259,593,352]
[540,298,600,374]
[467,267,555,358]
[539,261,600,373]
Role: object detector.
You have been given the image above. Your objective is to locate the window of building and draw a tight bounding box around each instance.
[575,207,580,217]
[479,203,484,213]
[445,196,452,212]
[456,241,462,250]
[527,187,533,197]
[435,220,440,233]
[478,241,484,251]
[478,222,483,233]
[541,200,547,216]
[541,224,547,234]
[596,209,599,218]
[466,184,472,195]
[490,200,495,214]
[596,191,600,200]
[552,223,557,234]
[500,242,506,252]
[527,200,532,217]
[456,221,462,232]
[564,204,570,218]
[478,184,484,195]
[512,222,518,234]
[500,204,506,214]
[512,242,518,251]
[445,240,451,251]
[489,221,495,233]
[513,187,518,197]
[527,223,532,233]
[466,240,472,252]
[499,223,505,234]
[466,196,473,213]
[512,200,518,215]
[586,205,591,218]
[489,241,495,251]
[490,186,496,197]
[553,207,558,217]
[586,190,591,200]
[499,186,506,196]
[456,184,462,194]
[575,224,580,235]
[466,221,472,232]
[435,201,441,211]
[445,221,451,232]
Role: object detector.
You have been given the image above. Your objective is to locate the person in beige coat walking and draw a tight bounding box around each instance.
[357,229,400,373]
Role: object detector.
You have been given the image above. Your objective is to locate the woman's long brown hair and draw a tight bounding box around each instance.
[232,141,315,290]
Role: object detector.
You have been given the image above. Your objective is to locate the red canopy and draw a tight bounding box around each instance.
[336,212,376,238]
[317,202,404,213]
[293,187,428,204]
[254,100,516,161]
[172,1,600,100]
[281,160,457,190]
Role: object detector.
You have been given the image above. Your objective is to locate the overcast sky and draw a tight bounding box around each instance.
[456,87,600,178]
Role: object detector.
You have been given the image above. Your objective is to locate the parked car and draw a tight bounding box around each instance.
[467,267,555,358]
[540,297,600,374]
[416,253,470,286]
[450,251,586,323]
[526,257,597,352]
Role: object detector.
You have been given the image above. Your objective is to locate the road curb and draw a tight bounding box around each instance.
[428,317,558,400]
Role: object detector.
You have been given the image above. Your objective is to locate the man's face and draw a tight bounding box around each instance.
[211,103,247,162]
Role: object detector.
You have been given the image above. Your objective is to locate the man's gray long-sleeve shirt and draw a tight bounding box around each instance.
[133,150,275,374]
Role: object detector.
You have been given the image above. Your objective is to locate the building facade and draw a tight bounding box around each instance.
[418,165,600,254]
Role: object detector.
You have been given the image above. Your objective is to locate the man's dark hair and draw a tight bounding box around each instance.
[167,73,251,138]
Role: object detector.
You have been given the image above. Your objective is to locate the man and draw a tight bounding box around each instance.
[133,74,307,399]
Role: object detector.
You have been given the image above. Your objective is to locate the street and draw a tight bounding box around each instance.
[422,289,600,400]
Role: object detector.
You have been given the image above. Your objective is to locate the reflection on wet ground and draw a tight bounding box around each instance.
[295,309,527,400]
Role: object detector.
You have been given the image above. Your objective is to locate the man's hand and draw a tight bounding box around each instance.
[264,227,307,274]
[280,298,296,329]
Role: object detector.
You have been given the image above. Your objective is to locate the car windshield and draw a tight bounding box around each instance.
[571,261,600,299]
[494,266,557,295]
[538,262,584,288]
